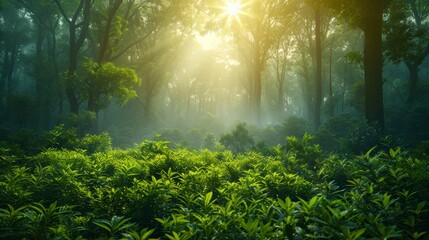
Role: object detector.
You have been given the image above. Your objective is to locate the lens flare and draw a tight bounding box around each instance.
[226,1,241,17]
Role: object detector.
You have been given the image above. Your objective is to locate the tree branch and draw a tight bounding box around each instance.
[107,30,154,61]
[53,0,72,24]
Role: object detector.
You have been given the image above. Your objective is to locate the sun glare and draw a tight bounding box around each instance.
[221,0,247,27]
[196,32,221,51]
[226,1,241,16]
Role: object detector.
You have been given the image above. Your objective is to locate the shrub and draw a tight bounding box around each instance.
[201,133,216,150]
[220,123,254,153]
[78,132,112,154]
[44,124,79,150]
[284,134,323,175]
[345,121,383,154]
[264,172,313,200]
[280,116,309,138]
[315,115,359,152]
[139,139,170,159]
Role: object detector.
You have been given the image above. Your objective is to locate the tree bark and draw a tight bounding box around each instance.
[98,0,123,63]
[253,61,262,125]
[314,4,323,129]
[54,0,92,115]
[301,50,314,124]
[328,43,334,116]
[406,62,418,104]
[363,2,384,129]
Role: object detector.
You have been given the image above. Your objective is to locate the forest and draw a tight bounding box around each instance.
[1,0,429,239]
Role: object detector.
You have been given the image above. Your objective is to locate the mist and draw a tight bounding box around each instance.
[1,0,428,150]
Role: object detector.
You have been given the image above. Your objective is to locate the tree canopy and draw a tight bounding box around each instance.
[0,0,428,142]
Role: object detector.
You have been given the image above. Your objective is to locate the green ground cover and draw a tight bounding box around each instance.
[1,131,428,239]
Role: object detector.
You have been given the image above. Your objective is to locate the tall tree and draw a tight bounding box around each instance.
[19,0,61,129]
[270,36,293,121]
[90,0,190,121]
[54,0,92,114]
[314,2,323,129]
[293,13,315,124]
[322,0,390,129]
[384,0,429,103]
[0,1,30,122]
[228,0,295,124]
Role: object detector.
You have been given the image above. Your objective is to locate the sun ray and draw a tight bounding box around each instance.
[226,1,241,17]
[221,0,246,28]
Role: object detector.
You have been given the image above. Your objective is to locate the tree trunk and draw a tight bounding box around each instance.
[67,38,80,114]
[278,80,284,113]
[363,2,384,130]
[329,43,334,116]
[0,50,9,110]
[301,50,313,124]
[35,26,45,129]
[55,0,92,115]
[314,4,323,129]
[98,0,123,63]
[253,61,262,125]
[406,62,418,104]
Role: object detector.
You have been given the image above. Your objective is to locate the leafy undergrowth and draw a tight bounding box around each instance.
[1,134,429,239]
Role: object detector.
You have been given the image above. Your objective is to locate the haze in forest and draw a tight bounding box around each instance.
[1,0,428,149]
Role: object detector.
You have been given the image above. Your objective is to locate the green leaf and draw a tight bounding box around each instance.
[166,231,180,240]
[93,216,135,236]
[412,231,426,239]
[204,192,213,207]
[343,227,365,240]
[365,146,378,158]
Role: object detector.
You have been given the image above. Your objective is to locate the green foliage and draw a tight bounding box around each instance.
[81,59,141,111]
[43,124,112,154]
[280,115,309,138]
[264,172,313,200]
[44,124,79,150]
[61,111,97,135]
[139,139,170,158]
[201,133,216,150]
[414,140,429,158]
[0,129,428,239]
[348,80,365,113]
[315,115,359,151]
[93,215,136,238]
[7,93,34,127]
[79,132,112,154]
[282,134,323,178]
[345,121,383,154]
[6,128,42,155]
[220,123,255,153]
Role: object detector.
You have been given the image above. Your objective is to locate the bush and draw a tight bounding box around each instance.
[44,124,79,150]
[345,121,383,154]
[315,115,359,152]
[280,116,309,138]
[78,132,112,154]
[1,127,428,239]
[284,134,323,175]
[264,172,313,200]
[220,123,254,153]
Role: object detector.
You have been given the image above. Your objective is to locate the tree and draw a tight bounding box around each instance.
[0,0,31,122]
[322,0,390,129]
[220,123,254,153]
[384,0,429,103]
[270,35,294,121]
[225,0,295,124]
[314,2,323,130]
[292,1,337,129]
[80,59,140,118]
[95,0,191,123]
[54,0,92,114]
[19,0,61,129]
